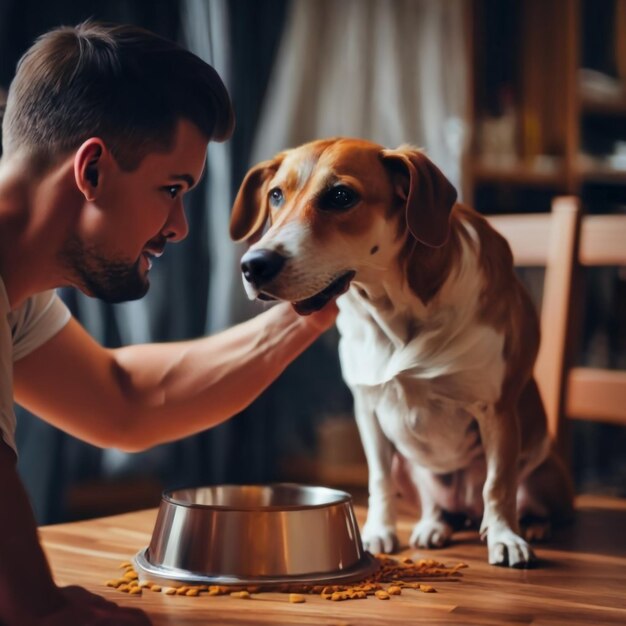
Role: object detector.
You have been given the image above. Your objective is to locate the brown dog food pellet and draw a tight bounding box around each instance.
[289,593,306,603]
[164,587,177,595]
[129,587,142,595]
[375,590,390,600]
[387,586,402,595]
[186,588,200,597]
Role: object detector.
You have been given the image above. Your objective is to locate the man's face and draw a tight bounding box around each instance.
[62,119,208,303]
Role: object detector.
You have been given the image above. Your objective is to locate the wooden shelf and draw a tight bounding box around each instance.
[470,159,626,188]
[580,94,626,117]
[471,160,567,187]
[576,161,626,184]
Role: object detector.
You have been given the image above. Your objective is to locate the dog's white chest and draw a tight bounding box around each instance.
[336,276,506,472]
[337,286,506,398]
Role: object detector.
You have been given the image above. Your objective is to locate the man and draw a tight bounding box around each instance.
[0,22,337,625]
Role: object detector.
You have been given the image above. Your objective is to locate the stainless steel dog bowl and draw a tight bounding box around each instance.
[134,484,378,586]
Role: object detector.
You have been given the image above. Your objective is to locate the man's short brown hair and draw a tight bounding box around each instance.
[1,21,234,169]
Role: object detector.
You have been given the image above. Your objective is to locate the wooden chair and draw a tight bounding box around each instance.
[488,197,626,460]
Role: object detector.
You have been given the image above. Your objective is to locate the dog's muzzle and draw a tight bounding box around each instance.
[240,249,286,293]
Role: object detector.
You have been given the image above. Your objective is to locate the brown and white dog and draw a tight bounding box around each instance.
[230,138,574,567]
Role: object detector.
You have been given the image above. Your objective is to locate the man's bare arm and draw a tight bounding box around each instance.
[0,442,65,622]
[13,302,336,451]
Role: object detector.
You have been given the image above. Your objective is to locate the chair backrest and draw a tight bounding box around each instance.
[565,213,626,426]
[487,197,626,458]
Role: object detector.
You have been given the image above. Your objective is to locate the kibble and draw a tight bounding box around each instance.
[289,593,306,603]
[106,555,465,603]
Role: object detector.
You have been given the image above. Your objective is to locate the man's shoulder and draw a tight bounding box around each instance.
[10,290,72,361]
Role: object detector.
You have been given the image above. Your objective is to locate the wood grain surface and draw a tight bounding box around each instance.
[40,495,626,625]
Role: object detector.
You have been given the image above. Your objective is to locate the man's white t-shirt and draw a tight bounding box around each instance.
[0,274,71,453]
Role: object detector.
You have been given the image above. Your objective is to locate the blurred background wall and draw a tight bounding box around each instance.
[0,0,624,523]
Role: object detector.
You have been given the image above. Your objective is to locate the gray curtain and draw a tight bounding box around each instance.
[251,0,468,192]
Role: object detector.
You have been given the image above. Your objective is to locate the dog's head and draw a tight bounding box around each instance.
[230,138,457,314]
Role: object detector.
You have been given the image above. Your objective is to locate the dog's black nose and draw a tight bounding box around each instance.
[241,249,286,286]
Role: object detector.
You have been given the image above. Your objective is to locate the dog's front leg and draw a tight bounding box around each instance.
[408,464,454,549]
[475,403,535,567]
[353,388,398,554]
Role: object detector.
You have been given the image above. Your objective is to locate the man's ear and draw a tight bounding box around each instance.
[74,139,106,201]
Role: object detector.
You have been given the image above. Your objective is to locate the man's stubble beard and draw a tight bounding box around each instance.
[58,235,149,304]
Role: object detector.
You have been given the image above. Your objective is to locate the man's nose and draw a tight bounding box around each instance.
[163,201,189,242]
[241,249,286,286]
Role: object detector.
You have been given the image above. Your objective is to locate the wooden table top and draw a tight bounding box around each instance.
[40,494,626,625]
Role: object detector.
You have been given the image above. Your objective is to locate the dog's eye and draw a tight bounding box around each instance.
[269,187,284,207]
[320,185,359,211]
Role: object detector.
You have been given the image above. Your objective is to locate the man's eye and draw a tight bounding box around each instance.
[164,185,182,199]
[319,185,359,211]
[269,187,284,207]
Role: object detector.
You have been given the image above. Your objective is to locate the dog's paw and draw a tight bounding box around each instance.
[409,518,453,549]
[362,525,398,554]
[486,526,536,568]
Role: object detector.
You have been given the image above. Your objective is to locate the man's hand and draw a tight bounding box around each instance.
[0,441,151,626]
[295,300,339,332]
[37,586,151,626]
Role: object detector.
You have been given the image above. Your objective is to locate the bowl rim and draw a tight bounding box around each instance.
[161,482,354,512]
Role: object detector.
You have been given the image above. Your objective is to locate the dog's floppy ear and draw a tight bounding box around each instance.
[380,147,457,248]
[230,156,283,243]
